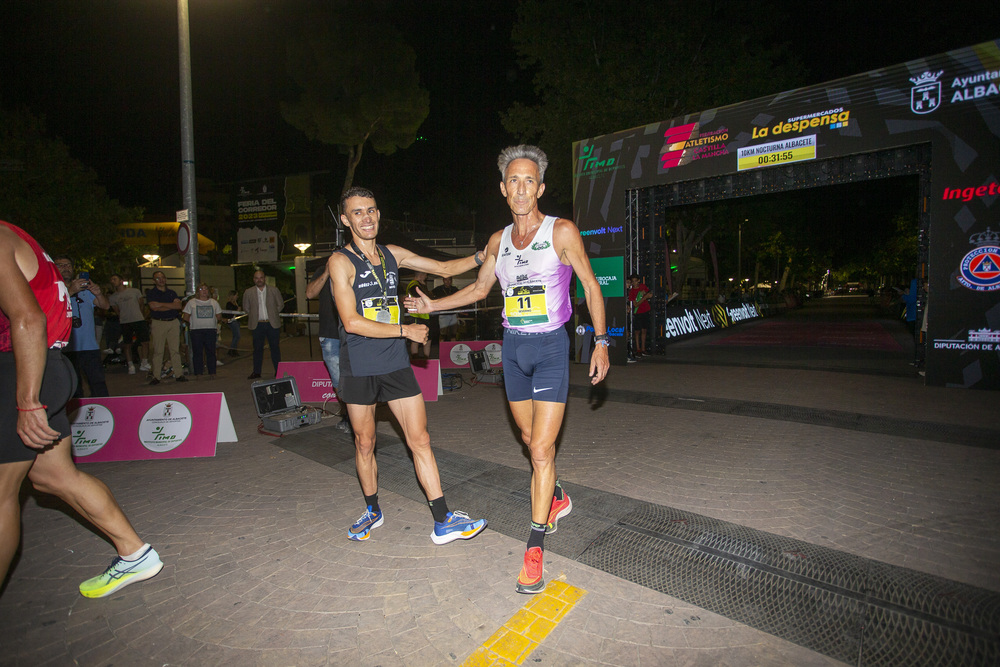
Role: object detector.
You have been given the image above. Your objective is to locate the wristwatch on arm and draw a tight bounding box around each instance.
[594,333,610,347]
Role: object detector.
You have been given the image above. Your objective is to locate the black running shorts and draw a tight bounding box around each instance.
[337,366,422,405]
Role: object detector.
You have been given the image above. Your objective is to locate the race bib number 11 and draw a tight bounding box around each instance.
[504,285,549,327]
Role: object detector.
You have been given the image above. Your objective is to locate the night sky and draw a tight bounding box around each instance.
[4,1,999,239]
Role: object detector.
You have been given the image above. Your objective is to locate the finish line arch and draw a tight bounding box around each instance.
[573,39,1000,389]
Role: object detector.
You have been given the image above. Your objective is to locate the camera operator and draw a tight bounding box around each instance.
[53,255,109,397]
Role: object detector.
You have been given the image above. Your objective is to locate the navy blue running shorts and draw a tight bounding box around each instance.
[0,349,78,463]
[502,327,569,404]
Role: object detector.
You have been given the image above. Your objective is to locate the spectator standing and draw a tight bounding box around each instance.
[243,270,283,380]
[627,273,652,359]
[52,256,109,397]
[305,263,351,432]
[145,270,187,385]
[182,284,222,379]
[108,274,150,375]
[432,276,460,342]
[223,290,242,357]
[896,279,918,336]
[101,285,121,359]
[406,271,431,358]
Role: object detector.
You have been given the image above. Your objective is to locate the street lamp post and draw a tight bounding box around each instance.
[178,0,199,295]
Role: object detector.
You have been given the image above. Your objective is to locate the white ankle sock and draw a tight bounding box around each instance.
[122,543,150,561]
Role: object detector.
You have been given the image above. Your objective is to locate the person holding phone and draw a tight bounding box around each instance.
[52,256,109,397]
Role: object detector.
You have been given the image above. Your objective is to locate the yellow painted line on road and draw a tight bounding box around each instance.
[462,580,587,666]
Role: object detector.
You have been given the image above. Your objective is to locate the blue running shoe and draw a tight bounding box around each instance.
[79,545,163,598]
[348,506,383,541]
[431,510,486,545]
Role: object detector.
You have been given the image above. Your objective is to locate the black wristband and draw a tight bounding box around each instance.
[474,251,484,266]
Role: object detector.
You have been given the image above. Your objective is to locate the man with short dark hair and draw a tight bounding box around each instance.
[433,276,460,342]
[0,220,163,598]
[145,270,186,385]
[627,273,651,359]
[243,270,283,380]
[406,144,610,594]
[328,186,487,545]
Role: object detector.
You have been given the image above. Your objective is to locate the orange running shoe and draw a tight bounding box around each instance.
[516,546,545,594]
[545,489,572,535]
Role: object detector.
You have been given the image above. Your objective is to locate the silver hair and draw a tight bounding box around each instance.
[497,145,548,182]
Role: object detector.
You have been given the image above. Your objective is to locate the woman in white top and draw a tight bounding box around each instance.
[182,284,223,378]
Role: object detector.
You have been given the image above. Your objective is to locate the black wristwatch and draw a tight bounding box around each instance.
[594,333,610,347]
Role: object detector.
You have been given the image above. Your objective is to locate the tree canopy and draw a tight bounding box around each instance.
[502,0,805,202]
[0,108,141,273]
[281,20,430,196]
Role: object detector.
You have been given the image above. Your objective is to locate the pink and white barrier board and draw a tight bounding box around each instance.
[410,359,443,402]
[275,361,337,403]
[439,341,503,369]
[69,393,238,463]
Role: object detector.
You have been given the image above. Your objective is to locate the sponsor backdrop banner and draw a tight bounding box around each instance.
[575,256,626,360]
[578,256,625,298]
[69,393,237,463]
[574,39,1000,388]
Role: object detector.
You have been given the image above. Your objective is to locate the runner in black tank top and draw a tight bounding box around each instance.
[326,187,489,545]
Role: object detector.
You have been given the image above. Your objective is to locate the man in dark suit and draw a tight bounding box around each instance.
[242,270,284,379]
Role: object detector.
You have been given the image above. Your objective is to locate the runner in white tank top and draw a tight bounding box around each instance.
[495,215,574,333]
[403,145,610,595]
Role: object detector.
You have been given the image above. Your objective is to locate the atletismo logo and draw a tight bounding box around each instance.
[957,227,1000,292]
[660,123,698,169]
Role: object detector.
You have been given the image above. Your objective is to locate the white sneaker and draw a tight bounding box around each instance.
[139,360,150,371]
[215,360,224,366]
[128,362,136,374]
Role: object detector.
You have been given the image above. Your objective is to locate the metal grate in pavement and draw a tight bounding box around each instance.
[275,427,1000,665]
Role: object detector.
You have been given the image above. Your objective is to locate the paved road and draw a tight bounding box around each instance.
[2,296,997,666]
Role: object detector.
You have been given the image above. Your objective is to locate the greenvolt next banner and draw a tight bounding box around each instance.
[577,256,624,298]
[663,303,762,342]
